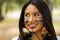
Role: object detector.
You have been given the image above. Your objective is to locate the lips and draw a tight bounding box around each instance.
[30,25,36,29]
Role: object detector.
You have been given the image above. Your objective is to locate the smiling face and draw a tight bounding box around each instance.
[24,4,44,32]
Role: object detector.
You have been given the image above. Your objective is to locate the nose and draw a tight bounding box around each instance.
[29,16,34,22]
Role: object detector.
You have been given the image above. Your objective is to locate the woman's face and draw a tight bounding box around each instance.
[24,4,44,32]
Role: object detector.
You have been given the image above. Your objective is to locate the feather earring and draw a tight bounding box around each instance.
[41,27,51,37]
[23,28,32,40]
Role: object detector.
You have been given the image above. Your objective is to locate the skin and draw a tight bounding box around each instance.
[24,4,44,33]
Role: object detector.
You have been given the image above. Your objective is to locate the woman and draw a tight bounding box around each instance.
[18,0,57,40]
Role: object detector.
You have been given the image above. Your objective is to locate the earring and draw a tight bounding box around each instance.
[41,27,46,34]
[23,28,30,36]
[41,27,51,37]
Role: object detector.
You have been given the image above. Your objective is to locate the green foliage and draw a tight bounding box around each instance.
[16,0,28,5]
[0,0,5,5]
[54,0,60,7]
[20,0,28,9]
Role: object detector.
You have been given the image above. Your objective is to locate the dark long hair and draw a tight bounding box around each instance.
[18,0,57,40]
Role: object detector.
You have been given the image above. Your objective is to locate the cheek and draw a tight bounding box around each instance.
[37,24,42,28]
[25,25,30,30]
[35,22,43,30]
[25,25,28,28]
[24,17,29,25]
[34,17,43,22]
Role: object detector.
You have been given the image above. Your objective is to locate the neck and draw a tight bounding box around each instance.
[31,31,43,40]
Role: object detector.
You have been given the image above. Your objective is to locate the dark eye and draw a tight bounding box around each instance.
[34,13,40,16]
[25,13,29,17]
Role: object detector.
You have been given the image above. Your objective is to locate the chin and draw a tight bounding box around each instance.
[31,31,37,33]
[29,29,37,32]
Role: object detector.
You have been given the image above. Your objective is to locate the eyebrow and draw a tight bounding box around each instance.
[33,11,40,14]
[24,12,29,15]
[25,11,40,14]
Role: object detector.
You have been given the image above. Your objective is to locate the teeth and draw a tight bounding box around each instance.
[30,24,35,26]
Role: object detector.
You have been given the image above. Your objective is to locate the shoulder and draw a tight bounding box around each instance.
[12,36,18,40]
[57,35,60,40]
[12,35,60,40]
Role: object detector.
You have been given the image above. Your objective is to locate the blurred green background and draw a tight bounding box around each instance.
[0,0,60,40]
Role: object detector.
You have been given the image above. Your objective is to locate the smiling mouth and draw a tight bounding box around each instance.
[30,24,36,29]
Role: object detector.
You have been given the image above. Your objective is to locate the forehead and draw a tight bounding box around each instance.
[25,4,39,13]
